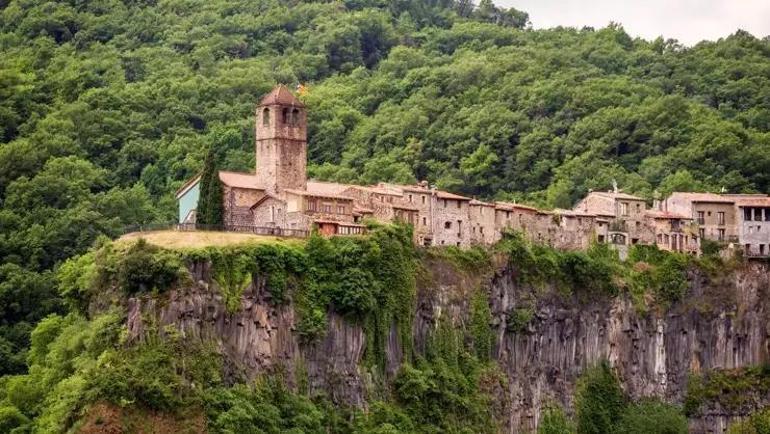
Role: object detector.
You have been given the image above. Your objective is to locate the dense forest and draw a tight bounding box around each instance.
[1,0,769,431]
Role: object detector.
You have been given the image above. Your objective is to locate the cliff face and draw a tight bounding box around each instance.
[124,258,770,433]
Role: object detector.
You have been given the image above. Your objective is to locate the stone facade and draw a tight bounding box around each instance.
[175,85,770,257]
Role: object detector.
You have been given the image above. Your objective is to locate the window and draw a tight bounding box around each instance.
[636,203,640,213]
[718,228,725,241]
[457,201,461,209]
[506,211,511,219]
[480,227,484,234]
[322,202,333,213]
[262,108,270,126]
[718,211,725,225]
[756,208,763,222]
[291,108,300,126]
[337,205,346,214]
[307,199,317,211]
[699,228,705,238]
[766,208,770,221]
[761,244,766,256]
[745,208,753,221]
[408,194,413,203]
[620,202,629,216]
[282,107,289,124]
[422,217,427,226]
[422,195,426,204]
[444,221,452,229]
[443,199,448,208]
[707,211,712,216]
[697,211,705,225]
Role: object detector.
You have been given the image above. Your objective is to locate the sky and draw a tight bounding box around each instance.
[496,0,770,46]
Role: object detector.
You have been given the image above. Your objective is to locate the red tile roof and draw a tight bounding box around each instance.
[218,171,264,190]
[666,192,734,204]
[645,210,691,220]
[258,85,304,107]
[494,201,538,212]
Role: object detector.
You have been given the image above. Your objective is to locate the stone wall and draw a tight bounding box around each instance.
[123,255,770,434]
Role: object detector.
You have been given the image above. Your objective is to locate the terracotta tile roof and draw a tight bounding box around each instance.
[284,185,355,201]
[258,85,305,108]
[666,192,734,204]
[731,197,770,207]
[469,199,494,206]
[305,180,350,196]
[494,201,538,212]
[588,191,646,201]
[392,203,421,211]
[554,208,596,218]
[249,193,284,210]
[218,171,264,190]
[645,210,691,219]
[435,190,471,201]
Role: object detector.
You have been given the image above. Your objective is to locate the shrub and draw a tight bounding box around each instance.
[538,404,574,434]
[506,306,534,333]
[0,406,29,433]
[575,361,627,434]
[616,399,687,434]
[117,239,184,294]
[470,289,494,361]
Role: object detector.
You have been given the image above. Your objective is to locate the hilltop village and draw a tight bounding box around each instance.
[177,86,770,258]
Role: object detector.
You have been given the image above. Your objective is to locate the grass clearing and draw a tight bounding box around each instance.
[118,230,305,250]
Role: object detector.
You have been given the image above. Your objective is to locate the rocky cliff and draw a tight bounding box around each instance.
[123,256,770,433]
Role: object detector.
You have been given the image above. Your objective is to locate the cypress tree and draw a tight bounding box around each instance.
[196,146,224,226]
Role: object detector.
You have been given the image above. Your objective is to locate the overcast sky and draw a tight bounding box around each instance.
[496,0,770,46]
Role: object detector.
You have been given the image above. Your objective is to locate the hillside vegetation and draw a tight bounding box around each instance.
[0,0,769,430]
[1,226,711,433]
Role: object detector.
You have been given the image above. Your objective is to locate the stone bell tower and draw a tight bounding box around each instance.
[255,85,307,192]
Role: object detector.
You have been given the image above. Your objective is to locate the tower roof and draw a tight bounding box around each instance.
[258,85,305,107]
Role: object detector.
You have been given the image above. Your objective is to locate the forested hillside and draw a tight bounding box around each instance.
[0,0,769,392]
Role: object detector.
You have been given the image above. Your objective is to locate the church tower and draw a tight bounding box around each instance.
[255,85,307,192]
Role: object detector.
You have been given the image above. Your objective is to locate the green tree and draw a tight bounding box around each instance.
[196,145,224,226]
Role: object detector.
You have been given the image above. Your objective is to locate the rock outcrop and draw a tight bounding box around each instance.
[124,258,770,433]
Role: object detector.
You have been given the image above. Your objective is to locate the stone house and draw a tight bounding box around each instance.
[432,191,472,247]
[662,192,736,243]
[574,191,653,245]
[644,210,699,254]
[493,202,539,235]
[176,85,755,257]
[727,196,770,257]
[469,200,497,245]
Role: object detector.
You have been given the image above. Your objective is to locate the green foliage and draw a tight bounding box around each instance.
[506,306,534,334]
[498,231,622,297]
[728,407,770,434]
[684,366,770,417]
[117,239,185,294]
[204,379,327,434]
[197,144,224,226]
[575,361,627,434]
[90,338,222,412]
[469,288,493,361]
[0,405,28,433]
[538,404,574,434]
[211,250,254,313]
[571,361,687,434]
[0,312,122,433]
[616,399,687,434]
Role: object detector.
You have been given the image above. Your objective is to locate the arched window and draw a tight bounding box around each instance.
[291,108,300,126]
[262,108,270,126]
[282,107,289,125]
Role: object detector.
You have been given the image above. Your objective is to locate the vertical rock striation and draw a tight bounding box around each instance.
[123,259,770,433]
